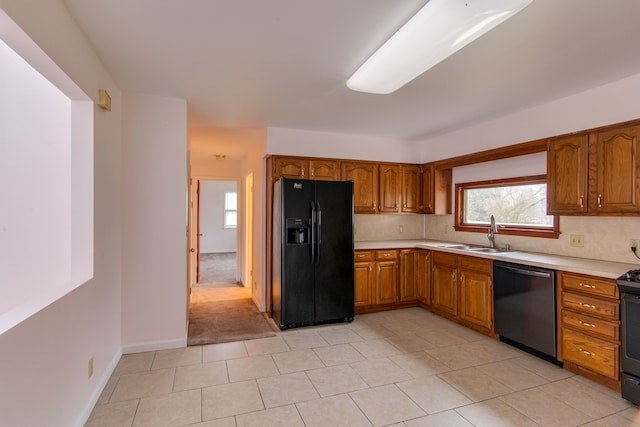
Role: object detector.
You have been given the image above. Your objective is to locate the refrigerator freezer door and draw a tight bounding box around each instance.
[279,179,316,327]
[314,181,355,323]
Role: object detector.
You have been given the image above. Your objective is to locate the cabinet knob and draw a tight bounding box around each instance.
[597,194,603,207]
[578,196,584,208]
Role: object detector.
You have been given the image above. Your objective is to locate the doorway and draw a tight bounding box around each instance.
[196,179,239,287]
[187,177,274,345]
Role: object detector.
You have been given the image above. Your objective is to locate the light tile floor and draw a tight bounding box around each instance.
[86,308,640,427]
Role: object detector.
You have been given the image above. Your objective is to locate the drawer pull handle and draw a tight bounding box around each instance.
[578,348,594,357]
[579,320,596,328]
[579,302,595,309]
[579,283,595,289]
[357,254,365,258]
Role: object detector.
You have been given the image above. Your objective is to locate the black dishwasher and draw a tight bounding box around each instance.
[494,261,559,364]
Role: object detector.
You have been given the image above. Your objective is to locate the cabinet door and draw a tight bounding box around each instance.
[399,250,417,302]
[432,262,458,317]
[379,164,401,213]
[422,164,434,214]
[459,270,493,331]
[401,165,422,213]
[547,135,588,214]
[309,159,340,181]
[341,161,379,213]
[273,157,307,180]
[596,125,640,213]
[376,261,398,305]
[354,261,375,307]
[417,250,431,305]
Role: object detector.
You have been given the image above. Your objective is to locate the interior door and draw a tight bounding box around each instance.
[188,179,200,287]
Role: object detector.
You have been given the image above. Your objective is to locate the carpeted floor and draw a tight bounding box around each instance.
[188,252,276,346]
[197,252,238,286]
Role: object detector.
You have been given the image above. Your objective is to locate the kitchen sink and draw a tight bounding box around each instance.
[436,244,514,253]
[437,244,481,250]
[468,247,512,253]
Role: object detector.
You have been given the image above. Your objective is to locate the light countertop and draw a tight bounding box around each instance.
[354,239,639,279]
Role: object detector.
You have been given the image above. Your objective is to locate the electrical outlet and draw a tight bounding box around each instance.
[570,234,584,247]
[88,357,94,379]
[398,225,404,233]
[631,239,639,250]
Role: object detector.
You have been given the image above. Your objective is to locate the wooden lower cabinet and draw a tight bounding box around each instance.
[354,251,375,308]
[355,248,430,313]
[399,249,418,302]
[431,252,494,335]
[354,249,399,313]
[559,271,621,391]
[431,252,458,317]
[417,250,431,305]
[459,256,493,333]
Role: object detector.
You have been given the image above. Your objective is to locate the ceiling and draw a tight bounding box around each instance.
[64,0,640,156]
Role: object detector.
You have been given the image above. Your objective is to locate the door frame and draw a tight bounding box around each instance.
[188,176,243,287]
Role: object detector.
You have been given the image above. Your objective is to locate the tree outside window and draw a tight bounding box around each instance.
[455,175,559,238]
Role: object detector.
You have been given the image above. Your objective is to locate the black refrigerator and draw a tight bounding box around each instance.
[272,178,354,330]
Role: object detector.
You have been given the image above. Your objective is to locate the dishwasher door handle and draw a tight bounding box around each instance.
[495,265,552,279]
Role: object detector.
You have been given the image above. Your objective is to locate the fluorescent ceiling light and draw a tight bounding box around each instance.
[347,0,533,94]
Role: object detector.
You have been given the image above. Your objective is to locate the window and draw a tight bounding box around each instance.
[224,192,237,228]
[0,11,93,335]
[455,175,560,238]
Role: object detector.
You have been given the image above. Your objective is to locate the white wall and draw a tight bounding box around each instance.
[416,73,640,264]
[267,127,417,163]
[243,135,268,310]
[412,72,640,162]
[0,2,122,426]
[199,180,237,253]
[121,92,187,352]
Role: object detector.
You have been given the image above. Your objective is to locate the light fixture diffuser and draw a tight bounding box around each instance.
[347,0,533,94]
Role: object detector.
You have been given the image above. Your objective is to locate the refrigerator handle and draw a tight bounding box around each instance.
[316,203,322,265]
[310,201,316,263]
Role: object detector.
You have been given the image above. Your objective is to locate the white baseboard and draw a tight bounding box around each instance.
[75,347,122,427]
[122,337,188,354]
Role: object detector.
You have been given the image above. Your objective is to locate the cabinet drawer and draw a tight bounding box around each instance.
[561,272,618,299]
[562,291,619,320]
[433,251,458,268]
[355,251,374,262]
[562,329,619,380]
[375,250,398,261]
[460,256,492,273]
[562,310,619,340]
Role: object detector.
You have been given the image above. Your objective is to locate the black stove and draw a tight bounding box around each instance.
[617,269,640,405]
[617,269,640,293]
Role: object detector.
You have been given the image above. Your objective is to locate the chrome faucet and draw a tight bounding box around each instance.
[487,214,498,248]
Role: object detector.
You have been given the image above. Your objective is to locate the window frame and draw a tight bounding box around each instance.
[454,175,560,239]
[223,191,237,229]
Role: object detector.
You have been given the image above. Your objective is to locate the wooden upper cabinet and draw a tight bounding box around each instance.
[401,165,422,213]
[379,164,401,213]
[273,157,307,180]
[595,125,640,213]
[548,123,640,215]
[547,134,589,214]
[422,164,435,214]
[341,161,379,213]
[308,159,340,181]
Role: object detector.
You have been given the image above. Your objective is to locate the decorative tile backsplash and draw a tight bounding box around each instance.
[354,214,425,241]
[355,213,640,265]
